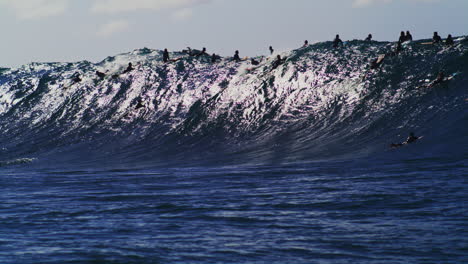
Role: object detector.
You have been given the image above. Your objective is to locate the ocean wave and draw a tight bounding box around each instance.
[0,38,467,167]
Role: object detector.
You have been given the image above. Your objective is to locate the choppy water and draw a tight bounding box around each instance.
[0,38,467,263]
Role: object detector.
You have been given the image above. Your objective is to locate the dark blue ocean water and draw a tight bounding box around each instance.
[1,39,467,263]
[1,156,467,264]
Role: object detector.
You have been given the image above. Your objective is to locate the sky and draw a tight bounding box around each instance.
[1,0,467,67]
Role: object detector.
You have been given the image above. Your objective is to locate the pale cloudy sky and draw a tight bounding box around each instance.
[1,0,467,67]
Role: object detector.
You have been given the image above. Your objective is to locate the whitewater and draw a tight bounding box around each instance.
[0,38,467,263]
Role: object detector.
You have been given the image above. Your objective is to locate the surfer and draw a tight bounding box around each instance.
[395,41,403,54]
[405,132,421,144]
[399,31,406,43]
[390,132,422,148]
[427,71,446,88]
[163,49,170,63]
[333,34,343,48]
[95,70,106,79]
[405,31,413,41]
[71,72,82,84]
[122,63,134,74]
[433,32,442,44]
[233,50,241,62]
[211,53,218,63]
[365,34,372,41]
[445,34,454,46]
[135,100,146,110]
[269,46,274,55]
[183,47,193,56]
[272,55,286,70]
[303,40,309,47]
[251,58,260,66]
[194,47,207,57]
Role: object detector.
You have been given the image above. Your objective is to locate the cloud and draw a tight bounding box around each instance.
[352,0,439,8]
[90,0,211,14]
[171,8,193,21]
[97,20,130,38]
[0,0,69,20]
[352,0,391,7]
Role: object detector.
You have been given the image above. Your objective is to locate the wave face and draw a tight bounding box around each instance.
[1,39,467,167]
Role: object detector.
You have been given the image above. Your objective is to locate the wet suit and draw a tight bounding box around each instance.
[71,73,82,83]
[365,34,372,41]
[251,58,260,66]
[405,31,413,41]
[445,35,454,46]
[163,49,170,63]
[233,51,241,62]
[96,71,106,79]
[433,32,442,44]
[399,32,406,43]
[333,35,343,48]
[427,72,446,88]
[211,54,218,63]
[193,48,207,57]
[395,41,403,54]
[272,55,286,70]
[122,63,134,74]
[390,133,422,148]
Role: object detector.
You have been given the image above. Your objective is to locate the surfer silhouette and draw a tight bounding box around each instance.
[194,47,207,57]
[272,55,286,70]
[122,63,134,74]
[163,49,170,63]
[365,34,372,41]
[269,46,274,55]
[233,50,241,62]
[95,70,106,79]
[445,34,454,46]
[433,32,442,44]
[405,31,413,41]
[303,40,309,47]
[399,31,406,43]
[71,72,82,84]
[333,34,343,48]
[251,58,260,65]
[211,53,218,63]
[391,132,422,148]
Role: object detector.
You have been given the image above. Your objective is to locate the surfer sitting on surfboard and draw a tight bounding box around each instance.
[399,31,406,43]
[405,31,413,41]
[433,32,442,44]
[333,34,343,48]
[445,34,454,46]
[272,55,286,70]
[233,50,241,62]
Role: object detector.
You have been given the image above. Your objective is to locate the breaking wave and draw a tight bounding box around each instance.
[0,37,467,168]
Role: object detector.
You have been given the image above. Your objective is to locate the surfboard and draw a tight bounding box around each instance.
[421,42,433,45]
[376,54,386,64]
